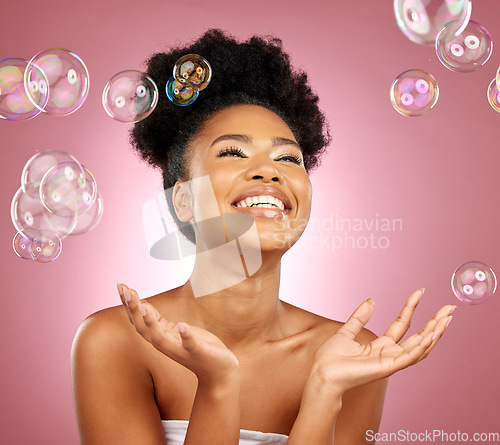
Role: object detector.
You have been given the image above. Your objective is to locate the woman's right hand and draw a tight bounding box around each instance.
[117,283,239,387]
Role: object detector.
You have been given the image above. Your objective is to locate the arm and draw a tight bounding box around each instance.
[71,310,167,445]
[288,289,454,445]
[118,284,241,445]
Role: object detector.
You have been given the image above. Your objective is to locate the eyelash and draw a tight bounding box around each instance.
[216,147,302,165]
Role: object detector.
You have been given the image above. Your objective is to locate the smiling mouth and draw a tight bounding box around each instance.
[232,195,288,211]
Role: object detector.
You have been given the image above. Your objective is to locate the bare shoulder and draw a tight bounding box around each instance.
[280,300,378,345]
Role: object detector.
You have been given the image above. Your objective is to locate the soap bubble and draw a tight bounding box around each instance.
[21,150,84,198]
[40,162,97,217]
[394,0,471,46]
[102,70,158,123]
[436,20,492,72]
[496,65,500,90]
[69,189,104,235]
[11,187,77,237]
[24,48,89,116]
[390,69,439,116]
[173,54,212,91]
[166,76,199,106]
[0,58,48,121]
[488,78,500,112]
[34,230,62,263]
[452,261,497,304]
[13,228,41,260]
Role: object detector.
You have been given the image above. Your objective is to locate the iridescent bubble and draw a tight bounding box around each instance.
[21,150,84,198]
[394,0,471,45]
[451,261,497,305]
[11,186,77,238]
[40,162,97,217]
[496,65,500,90]
[24,48,89,116]
[436,20,492,72]
[390,69,439,116]
[34,229,62,263]
[0,58,48,121]
[488,78,500,113]
[13,228,41,260]
[102,70,158,123]
[173,54,212,91]
[69,190,104,235]
[166,76,199,106]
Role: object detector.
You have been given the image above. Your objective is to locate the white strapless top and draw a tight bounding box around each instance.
[161,420,288,444]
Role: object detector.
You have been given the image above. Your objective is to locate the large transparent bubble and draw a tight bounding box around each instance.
[173,54,212,91]
[11,186,77,238]
[165,76,199,106]
[69,189,104,235]
[436,20,492,72]
[21,150,84,198]
[0,58,48,121]
[390,69,439,116]
[24,48,89,116]
[451,261,497,305]
[102,70,158,123]
[394,0,471,46]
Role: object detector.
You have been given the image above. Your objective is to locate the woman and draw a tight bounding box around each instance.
[71,29,454,444]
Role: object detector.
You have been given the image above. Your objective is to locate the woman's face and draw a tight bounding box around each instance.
[176,104,312,252]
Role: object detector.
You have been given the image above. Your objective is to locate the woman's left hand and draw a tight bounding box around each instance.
[310,289,455,396]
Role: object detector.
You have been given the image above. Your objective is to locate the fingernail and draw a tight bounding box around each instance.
[432,331,439,342]
[450,306,457,314]
[124,287,131,302]
[117,283,124,297]
[367,298,375,306]
[445,316,453,328]
[178,322,186,334]
[420,288,425,295]
[139,304,147,317]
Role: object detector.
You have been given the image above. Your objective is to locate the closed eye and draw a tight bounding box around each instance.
[217,147,247,158]
[276,154,302,165]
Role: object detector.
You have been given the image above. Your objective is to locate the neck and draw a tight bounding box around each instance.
[181,246,287,351]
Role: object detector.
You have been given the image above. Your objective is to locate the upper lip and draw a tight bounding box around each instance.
[231,185,293,210]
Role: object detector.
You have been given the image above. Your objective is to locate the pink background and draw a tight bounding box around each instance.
[1,0,499,443]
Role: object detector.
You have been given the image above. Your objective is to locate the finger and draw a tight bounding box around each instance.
[415,315,453,363]
[383,288,424,342]
[415,304,455,338]
[140,303,187,357]
[123,285,151,340]
[178,322,199,352]
[118,283,134,323]
[392,331,435,371]
[337,299,375,340]
[399,305,455,350]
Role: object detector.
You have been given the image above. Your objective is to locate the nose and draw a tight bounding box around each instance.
[243,157,282,183]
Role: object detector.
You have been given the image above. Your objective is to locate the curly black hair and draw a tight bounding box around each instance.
[130,28,331,244]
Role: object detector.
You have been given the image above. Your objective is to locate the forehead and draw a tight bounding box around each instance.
[197,104,297,143]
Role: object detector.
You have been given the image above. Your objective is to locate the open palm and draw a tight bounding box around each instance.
[313,289,454,394]
[118,284,239,385]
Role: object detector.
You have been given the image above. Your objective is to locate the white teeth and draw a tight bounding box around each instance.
[234,195,286,210]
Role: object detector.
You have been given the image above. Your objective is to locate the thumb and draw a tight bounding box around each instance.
[336,299,375,340]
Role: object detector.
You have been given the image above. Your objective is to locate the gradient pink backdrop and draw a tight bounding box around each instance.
[1,1,499,444]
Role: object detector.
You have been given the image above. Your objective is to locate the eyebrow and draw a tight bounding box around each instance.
[209,134,301,150]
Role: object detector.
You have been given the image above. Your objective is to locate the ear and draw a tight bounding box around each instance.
[172,180,193,222]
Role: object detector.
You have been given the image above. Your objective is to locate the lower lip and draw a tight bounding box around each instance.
[231,204,290,219]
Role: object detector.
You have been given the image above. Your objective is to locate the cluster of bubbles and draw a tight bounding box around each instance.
[11,150,103,262]
[166,54,212,106]
[102,54,212,123]
[392,0,500,116]
[0,48,89,121]
[451,261,497,304]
